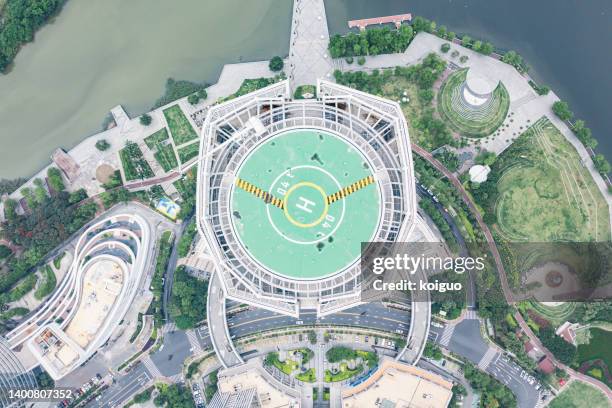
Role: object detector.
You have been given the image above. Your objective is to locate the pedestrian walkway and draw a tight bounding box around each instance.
[186,329,204,355]
[288,0,334,86]
[439,324,455,347]
[478,348,498,370]
[142,355,163,379]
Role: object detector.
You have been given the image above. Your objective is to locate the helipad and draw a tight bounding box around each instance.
[230,129,381,279]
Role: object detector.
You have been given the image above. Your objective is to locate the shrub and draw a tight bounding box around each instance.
[269,56,284,72]
[345,56,354,64]
[139,113,152,126]
[187,93,200,105]
[552,100,573,121]
[357,56,366,65]
[440,43,451,53]
[95,139,110,151]
[593,154,611,175]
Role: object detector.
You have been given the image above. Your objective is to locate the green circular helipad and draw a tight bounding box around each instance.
[230,129,381,280]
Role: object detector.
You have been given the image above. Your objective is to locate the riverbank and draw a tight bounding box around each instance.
[0,0,291,179]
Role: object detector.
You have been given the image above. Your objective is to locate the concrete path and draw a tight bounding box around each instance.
[288,0,334,87]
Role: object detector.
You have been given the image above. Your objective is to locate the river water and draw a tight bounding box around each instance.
[1,0,611,178]
[0,0,292,178]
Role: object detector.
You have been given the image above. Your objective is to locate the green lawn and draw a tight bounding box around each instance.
[381,79,431,147]
[177,143,199,164]
[549,381,610,408]
[296,368,316,383]
[266,352,299,375]
[144,128,170,149]
[492,118,609,242]
[34,265,56,300]
[153,143,179,172]
[526,301,577,326]
[577,329,612,379]
[163,105,197,145]
[324,363,362,382]
[437,68,509,138]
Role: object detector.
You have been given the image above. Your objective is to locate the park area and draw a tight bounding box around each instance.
[437,69,509,138]
[549,380,610,408]
[475,117,609,243]
[575,328,612,387]
[163,105,198,146]
[119,141,154,181]
[177,143,199,164]
[324,346,378,383]
[144,128,178,172]
[264,348,315,382]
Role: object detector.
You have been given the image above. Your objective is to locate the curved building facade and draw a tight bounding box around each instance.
[6,213,151,380]
[197,80,419,316]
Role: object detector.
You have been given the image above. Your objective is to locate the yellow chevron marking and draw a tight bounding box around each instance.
[326,175,375,204]
[235,178,284,209]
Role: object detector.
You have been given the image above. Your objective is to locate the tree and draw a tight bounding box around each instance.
[472,40,483,52]
[95,139,110,151]
[140,113,152,126]
[46,167,65,192]
[0,245,11,259]
[440,43,451,53]
[197,89,207,100]
[552,100,573,121]
[538,326,576,365]
[0,0,65,72]
[269,56,284,72]
[573,120,597,148]
[593,154,611,175]
[461,35,473,48]
[424,343,443,360]
[501,50,527,72]
[480,42,494,55]
[187,93,200,105]
[475,150,497,166]
[437,25,447,39]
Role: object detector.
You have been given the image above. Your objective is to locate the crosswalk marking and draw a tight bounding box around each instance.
[142,355,163,378]
[164,322,177,334]
[465,309,478,320]
[439,324,455,347]
[478,348,498,370]
[186,329,204,355]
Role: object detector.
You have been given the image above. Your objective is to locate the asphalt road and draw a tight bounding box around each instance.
[429,318,542,408]
[89,364,152,408]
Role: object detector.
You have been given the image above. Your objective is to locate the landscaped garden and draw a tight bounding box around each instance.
[144,128,170,149]
[437,69,509,138]
[323,346,378,383]
[549,380,610,408]
[144,128,179,172]
[575,328,612,387]
[472,117,609,243]
[177,143,199,164]
[334,53,453,151]
[153,144,179,172]
[163,105,198,145]
[264,348,315,382]
[119,141,154,181]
